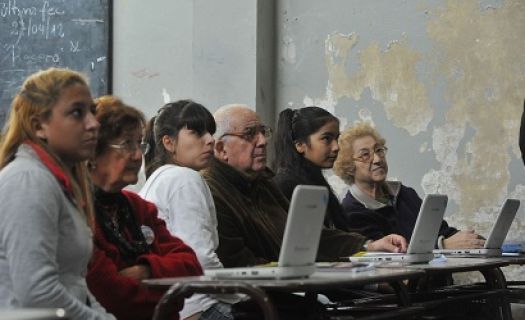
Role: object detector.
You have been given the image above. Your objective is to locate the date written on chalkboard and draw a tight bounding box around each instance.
[1,0,69,67]
[0,0,110,127]
[3,1,65,39]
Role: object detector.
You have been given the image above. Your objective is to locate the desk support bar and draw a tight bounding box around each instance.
[152,281,279,320]
[480,267,512,320]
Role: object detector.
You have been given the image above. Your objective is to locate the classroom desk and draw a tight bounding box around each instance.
[403,257,509,286]
[501,254,525,265]
[0,309,67,320]
[385,257,511,320]
[144,267,425,320]
[500,254,525,304]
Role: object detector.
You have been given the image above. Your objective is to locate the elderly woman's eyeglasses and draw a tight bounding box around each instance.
[219,125,273,142]
[353,146,388,163]
[108,140,150,155]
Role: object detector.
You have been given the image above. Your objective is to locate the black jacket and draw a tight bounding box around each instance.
[341,183,458,244]
[203,159,366,266]
[273,163,349,231]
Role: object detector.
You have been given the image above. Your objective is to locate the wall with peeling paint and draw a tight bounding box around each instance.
[114,0,525,286]
[276,0,525,264]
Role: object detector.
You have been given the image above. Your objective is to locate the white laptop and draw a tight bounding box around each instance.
[433,199,520,257]
[348,194,448,264]
[205,185,328,279]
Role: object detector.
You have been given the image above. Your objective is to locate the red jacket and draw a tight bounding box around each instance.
[87,191,203,320]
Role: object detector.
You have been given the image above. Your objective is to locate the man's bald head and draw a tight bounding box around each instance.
[213,104,268,177]
[214,104,255,139]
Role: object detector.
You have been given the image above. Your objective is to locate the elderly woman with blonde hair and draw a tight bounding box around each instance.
[333,122,485,250]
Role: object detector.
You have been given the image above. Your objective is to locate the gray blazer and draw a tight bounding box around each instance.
[0,145,114,319]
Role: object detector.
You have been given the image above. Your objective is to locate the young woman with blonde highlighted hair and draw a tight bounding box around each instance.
[0,68,114,319]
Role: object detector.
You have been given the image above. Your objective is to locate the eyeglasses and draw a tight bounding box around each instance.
[108,140,150,155]
[219,125,273,142]
[353,146,388,163]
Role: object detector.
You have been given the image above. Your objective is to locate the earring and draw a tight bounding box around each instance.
[87,161,97,170]
[36,134,47,142]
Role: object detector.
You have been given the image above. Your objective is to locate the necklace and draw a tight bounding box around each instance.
[93,187,150,263]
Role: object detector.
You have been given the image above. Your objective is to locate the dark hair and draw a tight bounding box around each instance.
[94,96,146,157]
[144,100,215,178]
[273,107,346,230]
[274,106,339,169]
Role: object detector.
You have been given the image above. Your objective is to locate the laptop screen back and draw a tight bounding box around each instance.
[278,185,328,268]
[484,199,520,249]
[407,194,448,254]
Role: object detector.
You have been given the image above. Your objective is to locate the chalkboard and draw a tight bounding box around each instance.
[0,0,112,126]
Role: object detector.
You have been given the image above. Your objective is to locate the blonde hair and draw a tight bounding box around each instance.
[0,67,95,228]
[333,122,386,184]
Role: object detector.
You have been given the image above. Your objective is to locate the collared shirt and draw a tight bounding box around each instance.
[342,181,458,244]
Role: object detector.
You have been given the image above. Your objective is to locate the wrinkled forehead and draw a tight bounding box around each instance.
[352,135,379,151]
[230,109,262,131]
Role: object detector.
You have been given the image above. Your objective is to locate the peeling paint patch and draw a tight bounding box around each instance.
[338,116,348,131]
[320,33,433,136]
[426,0,525,229]
[303,82,337,114]
[281,36,297,64]
[357,108,374,126]
[162,88,170,104]
[132,69,160,79]
[419,142,428,153]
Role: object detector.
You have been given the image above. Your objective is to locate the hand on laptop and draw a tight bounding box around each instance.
[368,234,407,253]
[443,230,485,249]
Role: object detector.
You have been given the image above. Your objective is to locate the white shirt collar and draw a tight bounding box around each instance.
[349,181,402,209]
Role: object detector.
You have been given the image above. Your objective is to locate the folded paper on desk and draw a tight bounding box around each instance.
[502,241,525,253]
[316,262,375,272]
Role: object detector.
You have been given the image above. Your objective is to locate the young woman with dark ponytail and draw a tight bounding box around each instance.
[273,106,348,230]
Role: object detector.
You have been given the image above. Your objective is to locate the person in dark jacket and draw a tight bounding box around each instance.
[204,104,407,268]
[333,122,485,249]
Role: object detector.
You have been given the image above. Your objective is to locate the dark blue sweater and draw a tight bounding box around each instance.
[341,184,457,243]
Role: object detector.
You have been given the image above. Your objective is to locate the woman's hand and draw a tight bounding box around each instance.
[119,264,152,280]
[443,230,485,249]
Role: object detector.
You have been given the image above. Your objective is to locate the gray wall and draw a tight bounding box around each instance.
[113,0,269,118]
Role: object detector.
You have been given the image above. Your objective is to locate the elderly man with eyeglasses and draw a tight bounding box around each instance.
[202,105,407,268]
[333,122,484,250]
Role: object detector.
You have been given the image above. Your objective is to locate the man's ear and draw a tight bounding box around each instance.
[161,135,176,153]
[295,141,306,154]
[214,139,228,161]
[31,115,47,140]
